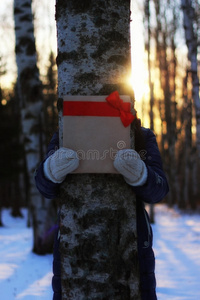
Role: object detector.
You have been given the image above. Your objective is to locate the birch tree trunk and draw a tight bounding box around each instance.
[181,0,200,157]
[181,0,200,203]
[14,0,53,254]
[153,0,177,206]
[144,0,155,223]
[55,0,141,299]
[179,72,192,208]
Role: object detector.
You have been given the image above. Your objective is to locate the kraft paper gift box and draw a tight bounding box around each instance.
[63,92,135,173]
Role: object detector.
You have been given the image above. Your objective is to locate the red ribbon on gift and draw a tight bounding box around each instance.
[105,91,135,127]
[63,91,135,127]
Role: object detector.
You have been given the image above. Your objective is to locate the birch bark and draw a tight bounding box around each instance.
[181,0,200,157]
[153,0,177,206]
[55,0,140,299]
[14,0,52,254]
[144,0,155,223]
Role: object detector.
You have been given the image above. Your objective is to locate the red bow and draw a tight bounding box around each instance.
[106,91,135,127]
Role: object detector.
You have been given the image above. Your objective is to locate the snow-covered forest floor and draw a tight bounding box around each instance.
[153,204,200,300]
[0,204,200,300]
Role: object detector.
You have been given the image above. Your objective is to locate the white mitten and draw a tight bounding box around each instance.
[43,147,79,183]
[113,149,148,186]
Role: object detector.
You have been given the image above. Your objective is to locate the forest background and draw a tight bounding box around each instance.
[0,0,199,252]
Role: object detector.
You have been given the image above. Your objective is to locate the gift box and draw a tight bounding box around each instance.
[63,92,135,173]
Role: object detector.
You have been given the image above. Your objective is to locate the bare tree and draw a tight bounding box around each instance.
[144,0,155,223]
[14,0,53,254]
[181,0,200,154]
[179,70,193,208]
[152,0,178,206]
[181,0,200,204]
[55,0,141,299]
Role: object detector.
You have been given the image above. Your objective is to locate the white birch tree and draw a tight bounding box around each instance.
[14,0,53,254]
[181,0,200,205]
[181,0,200,157]
[144,0,155,223]
[55,0,141,299]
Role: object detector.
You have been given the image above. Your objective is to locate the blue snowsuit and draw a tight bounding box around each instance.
[35,128,169,300]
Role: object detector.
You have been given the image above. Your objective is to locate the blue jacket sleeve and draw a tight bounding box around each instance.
[35,131,60,199]
[133,128,169,204]
[35,128,169,203]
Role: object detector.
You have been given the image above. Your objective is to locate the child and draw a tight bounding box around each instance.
[35,118,169,300]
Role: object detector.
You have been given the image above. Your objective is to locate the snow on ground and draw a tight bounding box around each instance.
[0,204,200,300]
[153,204,200,300]
[0,209,53,300]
